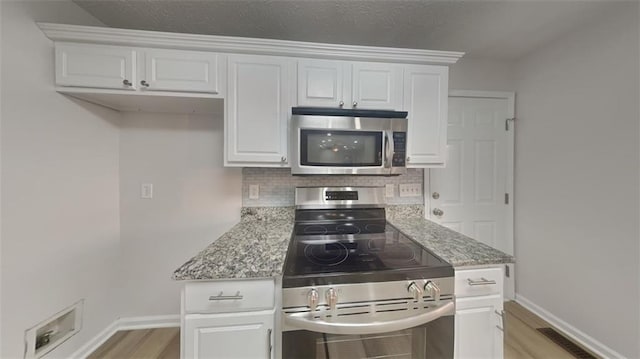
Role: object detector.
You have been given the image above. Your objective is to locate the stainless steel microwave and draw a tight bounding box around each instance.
[291,107,408,175]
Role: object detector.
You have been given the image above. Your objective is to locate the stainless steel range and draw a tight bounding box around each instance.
[282,187,455,359]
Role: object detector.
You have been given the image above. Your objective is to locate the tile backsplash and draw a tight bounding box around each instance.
[242,168,424,207]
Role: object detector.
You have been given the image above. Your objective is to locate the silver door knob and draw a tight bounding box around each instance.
[122,79,132,87]
[352,101,358,108]
[432,208,444,216]
[281,156,287,162]
[140,80,150,87]
[432,192,440,199]
[406,157,411,162]
[339,101,344,108]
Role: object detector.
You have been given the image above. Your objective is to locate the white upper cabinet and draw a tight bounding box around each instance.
[297,59,346,108]
[297,59,402,110]
[351,62,402,110]
[225,54,294,167]
[56,43,137,90]
[403,65,449,167]
[142,48,220,93]
[55,43,221,95]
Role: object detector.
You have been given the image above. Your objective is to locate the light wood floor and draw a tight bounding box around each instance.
[89,302,596,359]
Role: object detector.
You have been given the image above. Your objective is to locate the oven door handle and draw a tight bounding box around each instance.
[284,301,454,335]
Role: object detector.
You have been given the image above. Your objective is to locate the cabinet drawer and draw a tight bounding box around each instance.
[184,279,275,314]
[455,267,503,298]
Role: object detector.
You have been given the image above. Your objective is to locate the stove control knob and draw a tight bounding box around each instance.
[425,281,441,305]
[407,282,423,302]
[308,289,319,312]
[326,288,338,311]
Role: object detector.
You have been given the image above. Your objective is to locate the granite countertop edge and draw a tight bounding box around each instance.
[173,205,515,281]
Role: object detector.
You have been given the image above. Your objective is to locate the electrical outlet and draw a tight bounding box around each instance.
[399,183,422,197]
[249,185,260,199]
[140,183,153,199]
[385,184,395,198]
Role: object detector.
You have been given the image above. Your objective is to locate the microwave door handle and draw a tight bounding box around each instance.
[384,132,392,169]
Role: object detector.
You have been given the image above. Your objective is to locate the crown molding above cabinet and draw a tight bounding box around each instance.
[38,23,464,65]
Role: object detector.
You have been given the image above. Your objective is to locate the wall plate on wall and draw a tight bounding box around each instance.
[24,300,84,359]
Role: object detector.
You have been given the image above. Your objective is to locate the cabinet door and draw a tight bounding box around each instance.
[352,62,402,110]
[142,49,221,94]
[226,54,293,166]
[455,295,504,359]
[183,310,274,359]
[55,43,136,90]
[297,59,348,107]
[403,65,449,166]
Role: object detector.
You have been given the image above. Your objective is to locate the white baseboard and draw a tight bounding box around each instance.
[70,315,180,359]
[70,319,120,359]
[118,314,180,330]
[515,294,623,359]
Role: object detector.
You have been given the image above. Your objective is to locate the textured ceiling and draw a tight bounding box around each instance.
[72,0,615,60]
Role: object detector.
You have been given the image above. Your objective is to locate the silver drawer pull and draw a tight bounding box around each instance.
[467,277,496,286]
[209,291,243,301]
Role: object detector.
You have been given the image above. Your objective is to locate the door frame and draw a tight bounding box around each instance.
[424,90,515,299]
[424,90,515,253]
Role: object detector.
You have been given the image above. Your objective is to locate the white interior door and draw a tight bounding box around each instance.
[428,93,514,256]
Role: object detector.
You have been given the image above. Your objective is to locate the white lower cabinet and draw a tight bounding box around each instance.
[183,310,274,359]
[454,266,505,359]
[181,279,276,359]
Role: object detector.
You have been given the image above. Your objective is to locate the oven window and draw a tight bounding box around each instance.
[283,316,453,359]
[300,130,383,167]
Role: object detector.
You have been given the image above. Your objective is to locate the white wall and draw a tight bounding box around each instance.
[449,57,515,92]
[513,3,639,358]
[118,111,242,317]
[0,1,122,358]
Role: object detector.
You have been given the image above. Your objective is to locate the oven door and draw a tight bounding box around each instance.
[283,316,453,359]
[282,298,454,359]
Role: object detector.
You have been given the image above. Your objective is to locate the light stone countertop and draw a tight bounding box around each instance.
[173,205,514,281]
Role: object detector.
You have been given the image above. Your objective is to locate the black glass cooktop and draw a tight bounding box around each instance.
[282,209,453,288]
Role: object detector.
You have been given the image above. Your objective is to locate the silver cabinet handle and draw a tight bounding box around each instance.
[432,192,440,199]
[406,156,410,162]
[495,309,505,332]
[339,101,345,108]
[432,208,444,216]
[140,80,150,87]
[281,156,287,162]
[266,328,272,358]
[467,278,496,286]
[122,79,132,87]
[208,291,243,301]
[352,101,358,108]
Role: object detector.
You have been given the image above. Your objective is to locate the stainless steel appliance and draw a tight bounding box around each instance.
[282,187,455,359]
[291,107,408,175]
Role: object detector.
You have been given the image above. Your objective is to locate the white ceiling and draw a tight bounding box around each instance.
[73,0,616,61]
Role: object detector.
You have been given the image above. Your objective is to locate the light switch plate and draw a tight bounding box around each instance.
[249,185,260,199]
[141,183,153,199]
[385,184,395,198]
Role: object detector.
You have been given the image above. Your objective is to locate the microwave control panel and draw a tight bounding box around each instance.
[392,132,407,166]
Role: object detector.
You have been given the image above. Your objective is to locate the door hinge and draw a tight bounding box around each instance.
[505,117,516,131]
[504,193,509,204]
